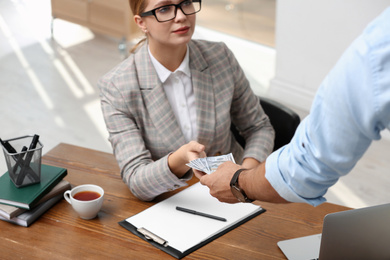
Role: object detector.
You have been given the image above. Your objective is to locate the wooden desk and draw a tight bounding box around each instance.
[0,143,350,259]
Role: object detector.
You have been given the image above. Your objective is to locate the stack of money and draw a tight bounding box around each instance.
[186,153,235,174]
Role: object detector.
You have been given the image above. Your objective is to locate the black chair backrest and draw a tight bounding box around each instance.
[231,96,301,151]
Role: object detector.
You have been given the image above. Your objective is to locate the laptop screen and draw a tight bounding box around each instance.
[278,203,390,260]
[319,203,390,259]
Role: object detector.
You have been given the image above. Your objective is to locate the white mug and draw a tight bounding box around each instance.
[64,184,104,220]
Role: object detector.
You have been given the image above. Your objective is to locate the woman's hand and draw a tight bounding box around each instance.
[185,141,207,163]
[168,141,206,178]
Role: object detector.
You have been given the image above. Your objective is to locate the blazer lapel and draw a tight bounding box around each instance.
[135,44,186,150]
[188,41,216,148]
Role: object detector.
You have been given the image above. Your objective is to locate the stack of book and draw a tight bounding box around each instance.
[0,164,69,227]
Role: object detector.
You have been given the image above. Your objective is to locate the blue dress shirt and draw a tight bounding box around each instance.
[266,7,390,206]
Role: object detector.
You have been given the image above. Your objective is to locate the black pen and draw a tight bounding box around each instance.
[15,146,28,185]
[0,139,18,161]
[17,135,40,185]
[176,206,227,222]
[24,134,40,163]
[0,139,17,154]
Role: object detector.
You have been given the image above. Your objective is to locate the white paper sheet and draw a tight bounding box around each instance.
[126,182,263,253]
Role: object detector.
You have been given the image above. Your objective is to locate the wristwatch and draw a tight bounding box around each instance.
[230,168,253,203]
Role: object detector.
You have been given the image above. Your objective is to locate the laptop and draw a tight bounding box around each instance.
[277,203,390,260]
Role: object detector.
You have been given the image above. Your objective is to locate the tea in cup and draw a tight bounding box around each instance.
[64,184,104,220]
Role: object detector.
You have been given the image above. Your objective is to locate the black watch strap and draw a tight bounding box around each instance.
[230,169,247,186]
[230,168,253,202]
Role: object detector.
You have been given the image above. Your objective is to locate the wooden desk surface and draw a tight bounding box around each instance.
[0,143,350,259]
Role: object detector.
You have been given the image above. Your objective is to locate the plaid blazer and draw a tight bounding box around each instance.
[98,40,274,201]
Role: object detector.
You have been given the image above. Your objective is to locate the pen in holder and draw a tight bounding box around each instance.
[0,135,43,188]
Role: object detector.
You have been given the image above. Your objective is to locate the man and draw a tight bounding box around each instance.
[196,7,390,207]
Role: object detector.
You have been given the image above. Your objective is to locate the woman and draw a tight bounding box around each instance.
[98,0,275,201]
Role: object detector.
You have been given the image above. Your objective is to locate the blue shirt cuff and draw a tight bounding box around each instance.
[265,148,326,207]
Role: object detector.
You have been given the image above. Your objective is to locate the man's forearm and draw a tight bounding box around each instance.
[239,162,288,203]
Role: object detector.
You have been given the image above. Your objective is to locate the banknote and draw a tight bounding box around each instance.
[187,153,235,174]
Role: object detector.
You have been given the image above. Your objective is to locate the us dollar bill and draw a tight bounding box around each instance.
[187,153,235,174]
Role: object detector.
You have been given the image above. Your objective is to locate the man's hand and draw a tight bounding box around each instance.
[199,161,241,203]
[199,160,288,204]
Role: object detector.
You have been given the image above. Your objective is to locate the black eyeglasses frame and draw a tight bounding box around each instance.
[140,0,202,23]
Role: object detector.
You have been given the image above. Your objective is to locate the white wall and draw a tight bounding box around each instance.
[269,0,390,111]
[193,26,276,97]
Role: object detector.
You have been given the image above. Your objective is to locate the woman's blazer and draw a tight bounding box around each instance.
[98,39,274,201]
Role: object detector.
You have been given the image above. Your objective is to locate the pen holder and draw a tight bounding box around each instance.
[1,135,43,188]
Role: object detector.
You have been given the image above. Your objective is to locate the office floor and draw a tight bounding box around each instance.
[1,0,390,209]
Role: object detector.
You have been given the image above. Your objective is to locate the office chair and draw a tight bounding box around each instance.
[231,96,301,151]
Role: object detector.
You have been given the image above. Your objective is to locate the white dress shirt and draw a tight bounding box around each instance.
[148,46,198,143]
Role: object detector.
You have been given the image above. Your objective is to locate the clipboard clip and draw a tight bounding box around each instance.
[137,227,169,247]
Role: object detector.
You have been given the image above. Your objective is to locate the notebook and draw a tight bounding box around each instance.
[0,194,63,227]
[278,203,390,260]
[0,180,71,219]
[0,164,67,209]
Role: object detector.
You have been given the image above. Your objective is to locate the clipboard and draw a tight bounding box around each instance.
[119,183,266,259]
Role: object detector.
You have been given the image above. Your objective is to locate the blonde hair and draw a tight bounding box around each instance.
[129,0,148,54]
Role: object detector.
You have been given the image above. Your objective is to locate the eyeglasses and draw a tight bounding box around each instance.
[140,0,201,23]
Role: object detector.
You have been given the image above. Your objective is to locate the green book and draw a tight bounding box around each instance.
[0,164,67,210]
[0,180,71,219]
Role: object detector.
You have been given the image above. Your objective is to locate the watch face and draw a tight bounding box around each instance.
[231,186,246,202]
